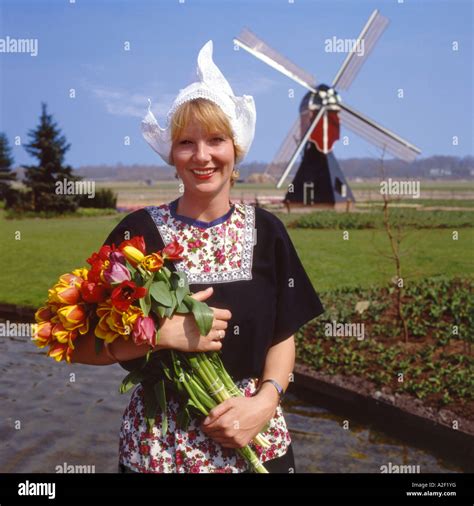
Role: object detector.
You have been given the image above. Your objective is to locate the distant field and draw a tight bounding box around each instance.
[1,210,472,308]
[93,180,474,208]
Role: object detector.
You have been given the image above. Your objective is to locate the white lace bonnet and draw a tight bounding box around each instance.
[141,40,257,165]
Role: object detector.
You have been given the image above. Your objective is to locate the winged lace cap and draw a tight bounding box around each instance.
[141,40,256,165]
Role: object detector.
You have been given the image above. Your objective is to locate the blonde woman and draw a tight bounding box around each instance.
[71,41,324,473]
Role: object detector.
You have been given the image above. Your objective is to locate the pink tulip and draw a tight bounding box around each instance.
[104,261,131,285]
[132,316,156,347]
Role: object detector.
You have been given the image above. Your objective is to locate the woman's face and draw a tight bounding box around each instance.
[171,116,235,196]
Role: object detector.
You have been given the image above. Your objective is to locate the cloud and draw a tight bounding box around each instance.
[82,80,175,119]
[82,73,277,121]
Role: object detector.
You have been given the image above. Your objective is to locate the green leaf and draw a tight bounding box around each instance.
[119,369,146,394]
[139,276,153,316]
[183,295,214,336]
[139,295,150,317]
[94,337,104,356]
[125,260,136,277]
[150,281,174,307]
[176,300,190,313]
[171,272,190,306]
[154,381,168,437]
[133,270,142,286]
[176,406,191,431]
[143,382,159,432]
[164,306,174,318]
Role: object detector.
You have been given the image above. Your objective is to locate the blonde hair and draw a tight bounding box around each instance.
[169,98,243,186]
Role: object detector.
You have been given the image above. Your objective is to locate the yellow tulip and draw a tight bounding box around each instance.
[122,245,145,266]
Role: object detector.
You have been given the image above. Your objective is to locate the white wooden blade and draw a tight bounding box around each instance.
[339,103,421,162]
[332,9,389,91]
[234,28,317,92]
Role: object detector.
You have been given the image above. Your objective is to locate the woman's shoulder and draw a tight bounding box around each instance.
[253,205,287,234]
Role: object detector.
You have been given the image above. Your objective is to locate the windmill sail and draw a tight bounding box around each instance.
[234,28,317,91]
[264,115,303,183]
[339,103,421,162]
[332,9,389,91]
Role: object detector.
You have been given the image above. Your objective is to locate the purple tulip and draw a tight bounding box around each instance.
[110,251,126,264]
[103,261,131,285]
[132,316,156,347]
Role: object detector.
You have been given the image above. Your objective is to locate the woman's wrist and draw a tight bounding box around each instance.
[255,381,280,411]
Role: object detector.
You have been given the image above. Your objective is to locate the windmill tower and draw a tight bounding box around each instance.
[234,10,421,210]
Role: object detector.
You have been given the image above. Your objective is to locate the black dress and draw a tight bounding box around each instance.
[102,198,325,473]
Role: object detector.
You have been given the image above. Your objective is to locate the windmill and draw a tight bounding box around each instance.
[233,9,421,210]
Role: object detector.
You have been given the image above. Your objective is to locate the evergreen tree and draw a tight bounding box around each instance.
[0,133,17,200]
[23,103,80,213]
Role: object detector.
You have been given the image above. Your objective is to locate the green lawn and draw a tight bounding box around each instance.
[291,228,474,293]
[1,212,472,308]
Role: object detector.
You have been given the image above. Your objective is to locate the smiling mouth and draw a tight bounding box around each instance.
[191,168,218,176]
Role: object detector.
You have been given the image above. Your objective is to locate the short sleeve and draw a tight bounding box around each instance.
[272,219,325,345]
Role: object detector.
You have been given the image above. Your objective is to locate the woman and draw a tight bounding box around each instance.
[71,41,324,473]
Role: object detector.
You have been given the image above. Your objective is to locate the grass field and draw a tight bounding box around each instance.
[1,209,472,308]
[89,180,474,208]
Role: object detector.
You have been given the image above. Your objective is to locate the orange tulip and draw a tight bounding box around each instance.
[32,321,54,347]
[35,306,54,323]
[96,301,143,343]
[142,253,164,272]
[57,304,88,332]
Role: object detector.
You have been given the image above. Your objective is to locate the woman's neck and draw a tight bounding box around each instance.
[175,193,232,222]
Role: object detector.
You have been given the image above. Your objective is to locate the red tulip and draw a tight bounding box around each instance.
[81,281,107,303]
[162,239,184,261]
[111,280,147,312]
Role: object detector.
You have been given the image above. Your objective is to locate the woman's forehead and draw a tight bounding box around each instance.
[179,119,225,137]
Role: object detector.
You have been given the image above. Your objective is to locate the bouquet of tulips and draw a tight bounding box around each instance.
[32,236,270,473]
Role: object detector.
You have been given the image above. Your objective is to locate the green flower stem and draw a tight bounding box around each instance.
[177,367,207,415]
[187,375,216,412]
[196,354,228,403]
[237,447,268,474]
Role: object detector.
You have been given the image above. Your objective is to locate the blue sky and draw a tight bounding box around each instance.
[1,0,472,168]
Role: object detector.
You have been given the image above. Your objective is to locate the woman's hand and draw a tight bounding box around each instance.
[157,287,231,353]
[200,394,277,449]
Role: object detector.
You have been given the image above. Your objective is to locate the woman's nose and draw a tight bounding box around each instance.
[193,141,212,163]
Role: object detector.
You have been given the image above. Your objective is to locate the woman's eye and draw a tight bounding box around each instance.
[179,140,191,145]
[211,137,225,142]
